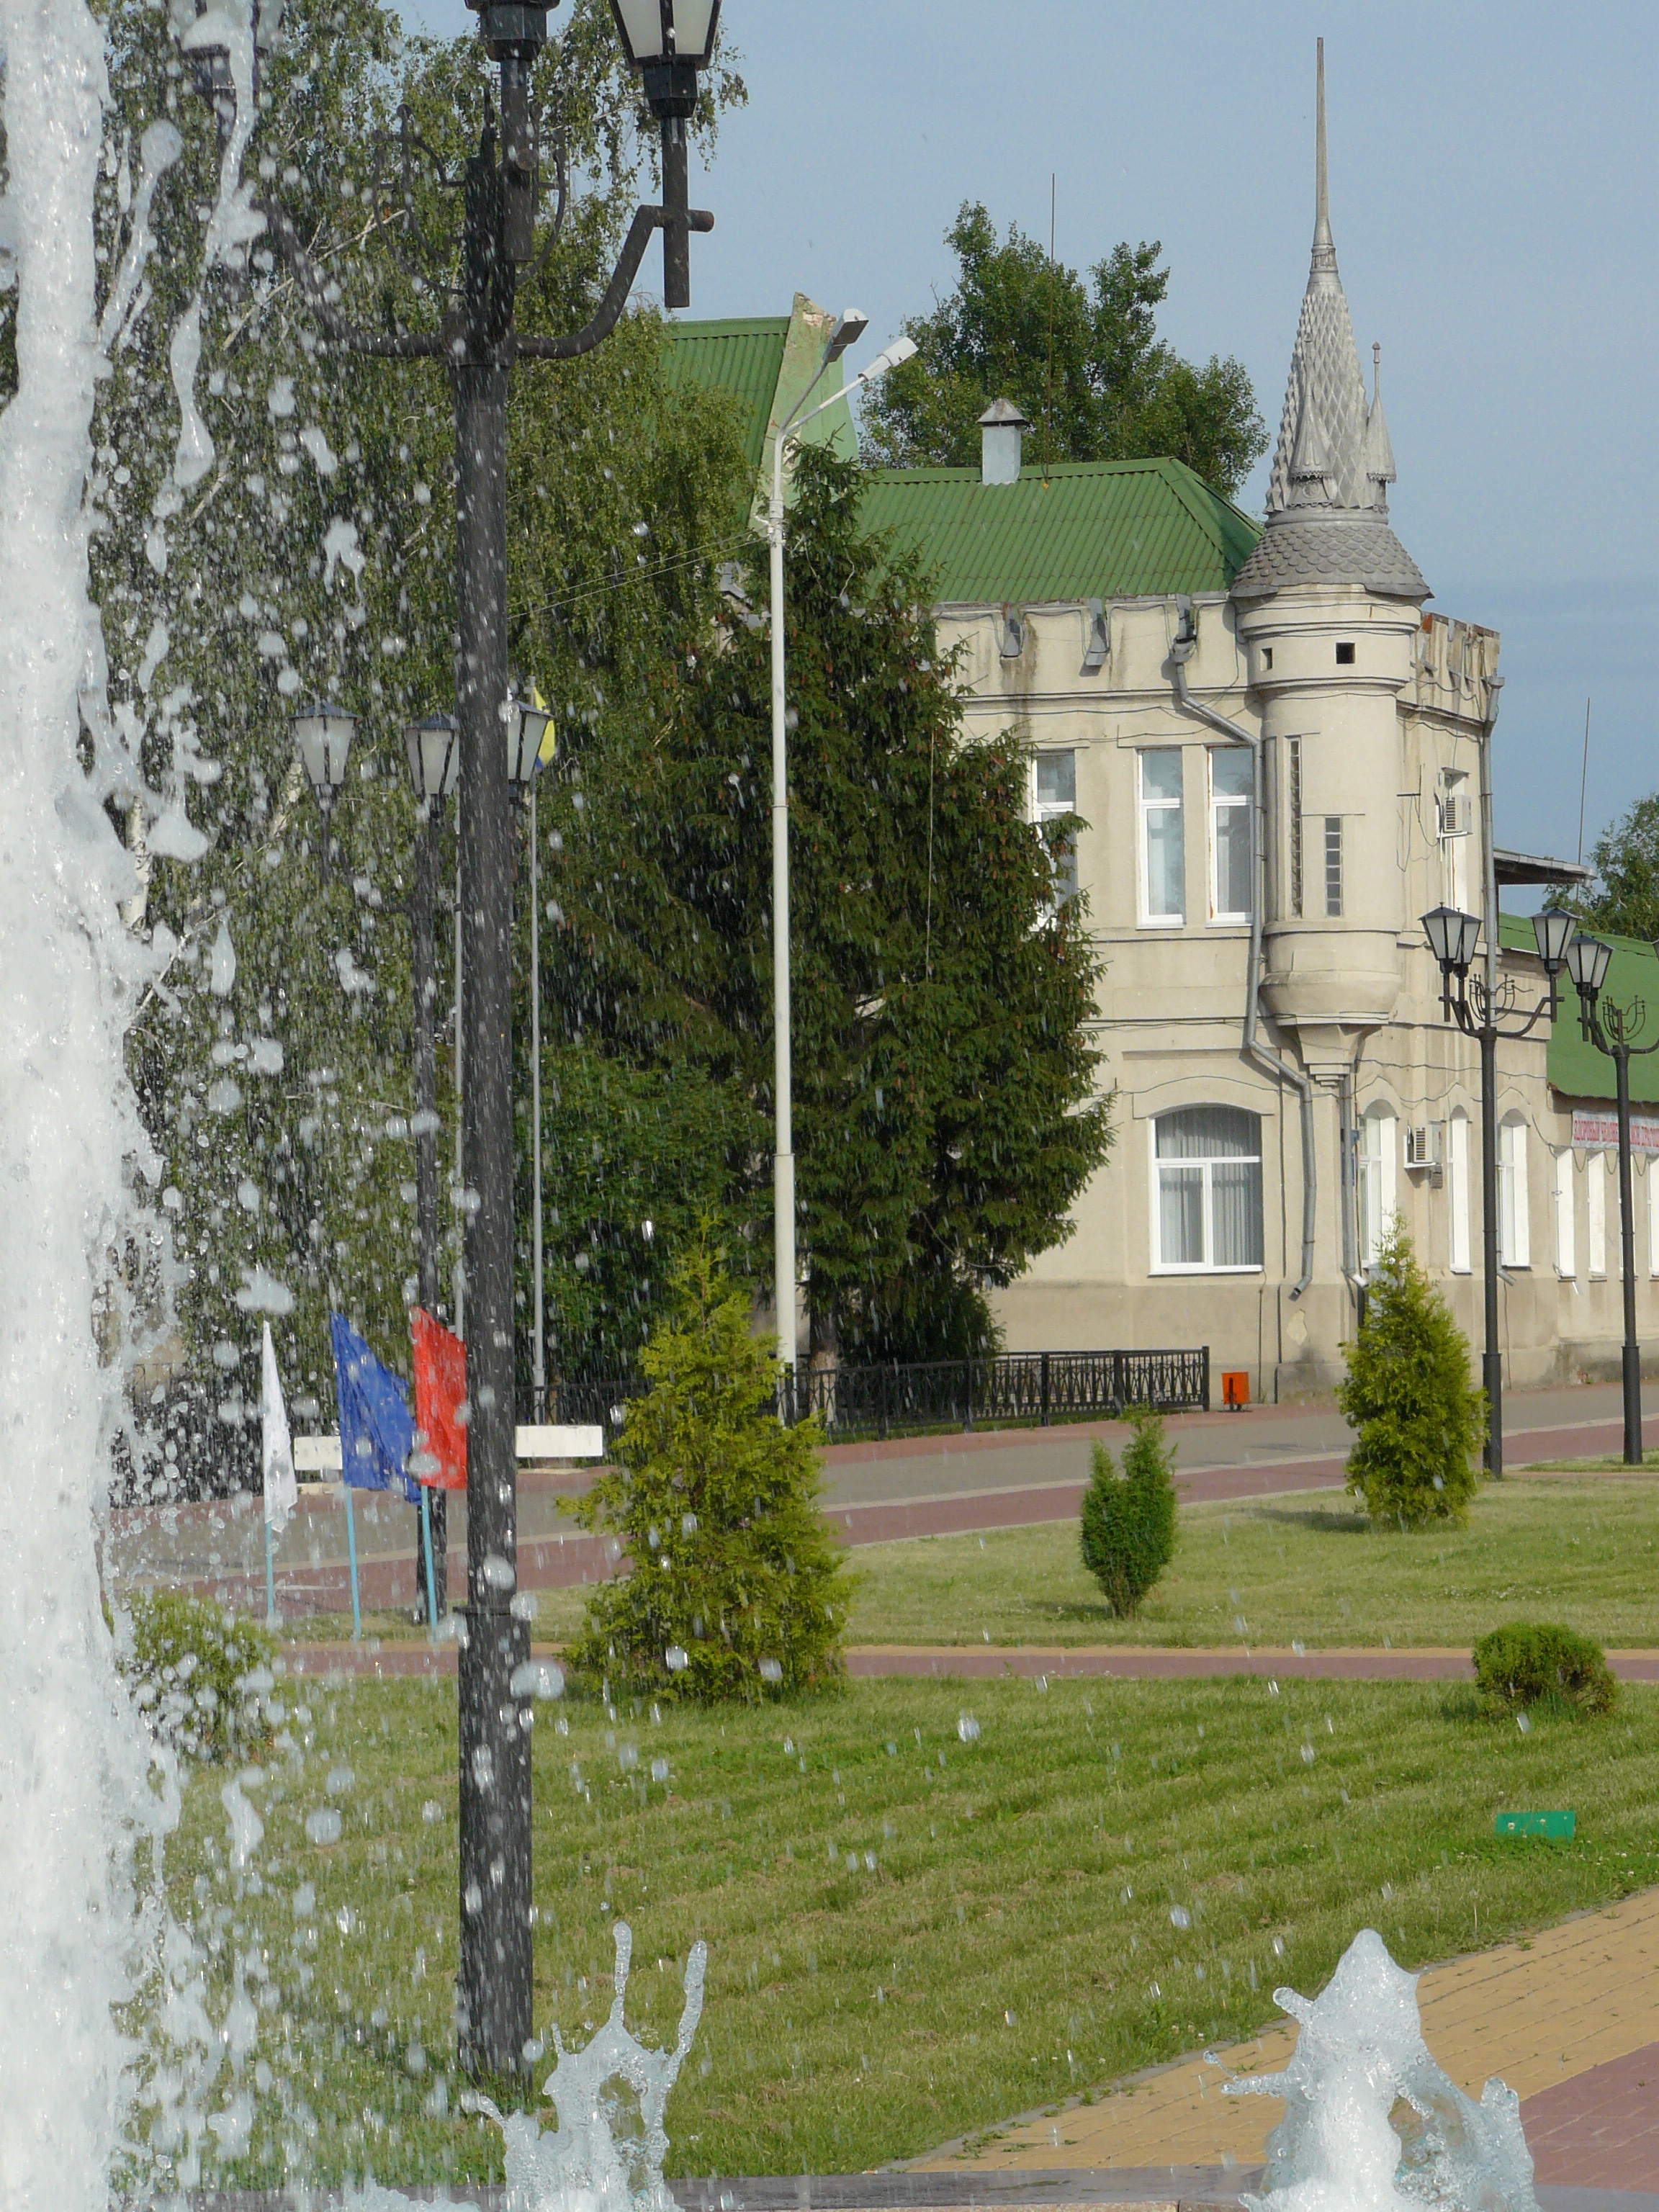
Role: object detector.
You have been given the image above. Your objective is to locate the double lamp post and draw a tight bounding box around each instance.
[197,0,727,2074]
[1423,902,1653,1475]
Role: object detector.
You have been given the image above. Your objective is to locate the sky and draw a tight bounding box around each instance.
[400,0,1659,884]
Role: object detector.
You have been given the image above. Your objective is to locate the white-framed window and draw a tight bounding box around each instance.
[1588,1151,1608,1278]
[1438,768,1471,912]
[1138,747,1185,925]
[1448,1109,1471,1274]
[1151,1106,1264,1273]
[1208,747,1253,924]
[1553,1148,1576,1278]
[1032,749,1079,908]
[1498,1117,1530,1268]
[1357,1105,1398,1270]
[1648,1159,1659,1277]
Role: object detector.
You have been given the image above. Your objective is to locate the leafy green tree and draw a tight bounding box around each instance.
[538,442,1112,1370]
[1338,1220,1486,1529]
[861,202,1267,498]
[563,1240,851,1701]
[1079,1409,1178,1617]
[1577,792,1659,941]
[71,0,746,1474]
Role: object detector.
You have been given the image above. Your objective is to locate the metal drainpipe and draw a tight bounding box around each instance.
[1171,626,1316,1298]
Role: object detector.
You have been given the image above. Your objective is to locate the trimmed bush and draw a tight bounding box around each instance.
[1338,1218,1486,1528]
[120,1590,275,1763]
[1474,1621,1618,1719]
[564,1239,853,1701]
[1079,1407,1178,1617]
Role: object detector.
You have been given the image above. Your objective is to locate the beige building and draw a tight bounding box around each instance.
[861,74,1659,1402]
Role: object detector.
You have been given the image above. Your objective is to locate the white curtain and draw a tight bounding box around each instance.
[1449,1111,1471,1274]
[1499,1120,1530,1268]
[1553,1149,1575,1279]
[1588,1150,1607,1278]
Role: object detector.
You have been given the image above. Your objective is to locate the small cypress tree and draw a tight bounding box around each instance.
[1079,1408,1178,1616]
[1338,1218,1486,1528]
[564,1239,853,1701]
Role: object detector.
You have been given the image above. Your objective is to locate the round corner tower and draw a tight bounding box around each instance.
[1229,39,1428,1084]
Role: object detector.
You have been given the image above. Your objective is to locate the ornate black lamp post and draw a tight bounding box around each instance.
[1422,902,1574,1478]
[1565,930,1659,1466]
[196,0,724,2075]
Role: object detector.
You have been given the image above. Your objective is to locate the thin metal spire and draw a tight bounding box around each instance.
[1312,37,1336,271]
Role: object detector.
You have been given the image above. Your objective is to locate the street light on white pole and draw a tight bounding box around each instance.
[767,321,918,1372]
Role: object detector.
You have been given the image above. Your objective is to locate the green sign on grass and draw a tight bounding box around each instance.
[1495,1809,1575,1840]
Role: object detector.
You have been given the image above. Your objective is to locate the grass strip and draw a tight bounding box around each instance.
[152,1669,1659,2193]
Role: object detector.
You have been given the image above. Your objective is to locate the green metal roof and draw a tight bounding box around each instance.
[663,302,858,513]
[1499,912,1659,1106]
[856,456,1262,605]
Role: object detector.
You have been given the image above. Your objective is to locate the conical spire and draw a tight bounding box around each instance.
[1264,39,1371,515]
[1312,36,1336,274]
[1231,42,1428,604]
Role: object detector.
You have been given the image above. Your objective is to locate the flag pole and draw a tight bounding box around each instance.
[420,1485,438,1641]
[344,1482,361,1642]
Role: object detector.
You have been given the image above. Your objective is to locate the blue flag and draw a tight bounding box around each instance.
[330,1312,417,1501]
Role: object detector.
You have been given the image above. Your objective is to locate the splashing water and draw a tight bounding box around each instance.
[0,0,171,2200]
[352,1923,706,2212]
[1227,1930,1539,2212]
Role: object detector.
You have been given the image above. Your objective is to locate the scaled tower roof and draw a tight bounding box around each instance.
[1231,41,1428,604]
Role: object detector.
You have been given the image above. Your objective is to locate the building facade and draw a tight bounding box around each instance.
[673,70,1659,1401]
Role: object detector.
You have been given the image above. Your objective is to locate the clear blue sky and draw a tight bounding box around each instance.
[400,0,1658,882]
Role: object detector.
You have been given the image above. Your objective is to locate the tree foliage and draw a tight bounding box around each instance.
[538,442,1112,1371]
[861,202,1267,499]
[563,1241,852,1701]
[1338,1221,1486,1529]
[1473,1622,1617,1719]
[1079,1409,1178,1617]
[1576,792,1659,942]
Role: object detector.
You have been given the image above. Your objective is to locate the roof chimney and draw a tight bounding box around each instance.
[979,397,1029,485]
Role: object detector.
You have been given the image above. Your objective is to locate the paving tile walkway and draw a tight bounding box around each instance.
[915,1890,1659,2185]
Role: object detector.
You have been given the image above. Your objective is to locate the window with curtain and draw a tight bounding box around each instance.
[1209,747,1252,923]
[1498,1118,1530,1268]
[1553,1148,1575,1279]
[1448,1110,1471,1274]
[1649,1160,1659,1277]
[1033,750,1079,909]
[1357,1106,1398,1269]
[1588,1150,1607,1278]
[1138,748,1184,925]
[1151,1106,1264,1272]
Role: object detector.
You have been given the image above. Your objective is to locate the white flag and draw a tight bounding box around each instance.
[261,1321,297,1538]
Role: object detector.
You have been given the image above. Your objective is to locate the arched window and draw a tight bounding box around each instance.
[1357,1104,1398,1270]
[1151,1106,1263,1272]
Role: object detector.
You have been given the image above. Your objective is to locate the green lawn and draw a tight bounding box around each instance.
[276,1475,1659,1653]
[835,1475,1659,1649]
[148,1668,1659,2193]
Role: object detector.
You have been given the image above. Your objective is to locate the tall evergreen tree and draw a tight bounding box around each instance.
[861,201,1265,499]
[539,444,1112,1370]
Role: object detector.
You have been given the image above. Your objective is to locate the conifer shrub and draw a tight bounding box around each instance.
[119,1591,275,1763]
[1474,1622,1618,1719]
[564,1241,853,1702]
[1337,1219,1486,1529]
[1079,1408,1178,1616]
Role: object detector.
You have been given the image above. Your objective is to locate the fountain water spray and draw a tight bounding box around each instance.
[1227,1930,1539,2212]
[0,0,173,2201]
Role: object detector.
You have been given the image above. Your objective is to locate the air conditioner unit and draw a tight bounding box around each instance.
[1405,1122,1444,1171]
[1438,794,1473,839]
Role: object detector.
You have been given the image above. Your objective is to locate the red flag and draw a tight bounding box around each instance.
[411,1307,467,1491]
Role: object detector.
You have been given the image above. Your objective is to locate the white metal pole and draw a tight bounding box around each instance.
[529,786,545,1416]
[770,432,796,1372]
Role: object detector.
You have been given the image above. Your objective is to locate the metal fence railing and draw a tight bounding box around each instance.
[552,1346,1209,1449]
